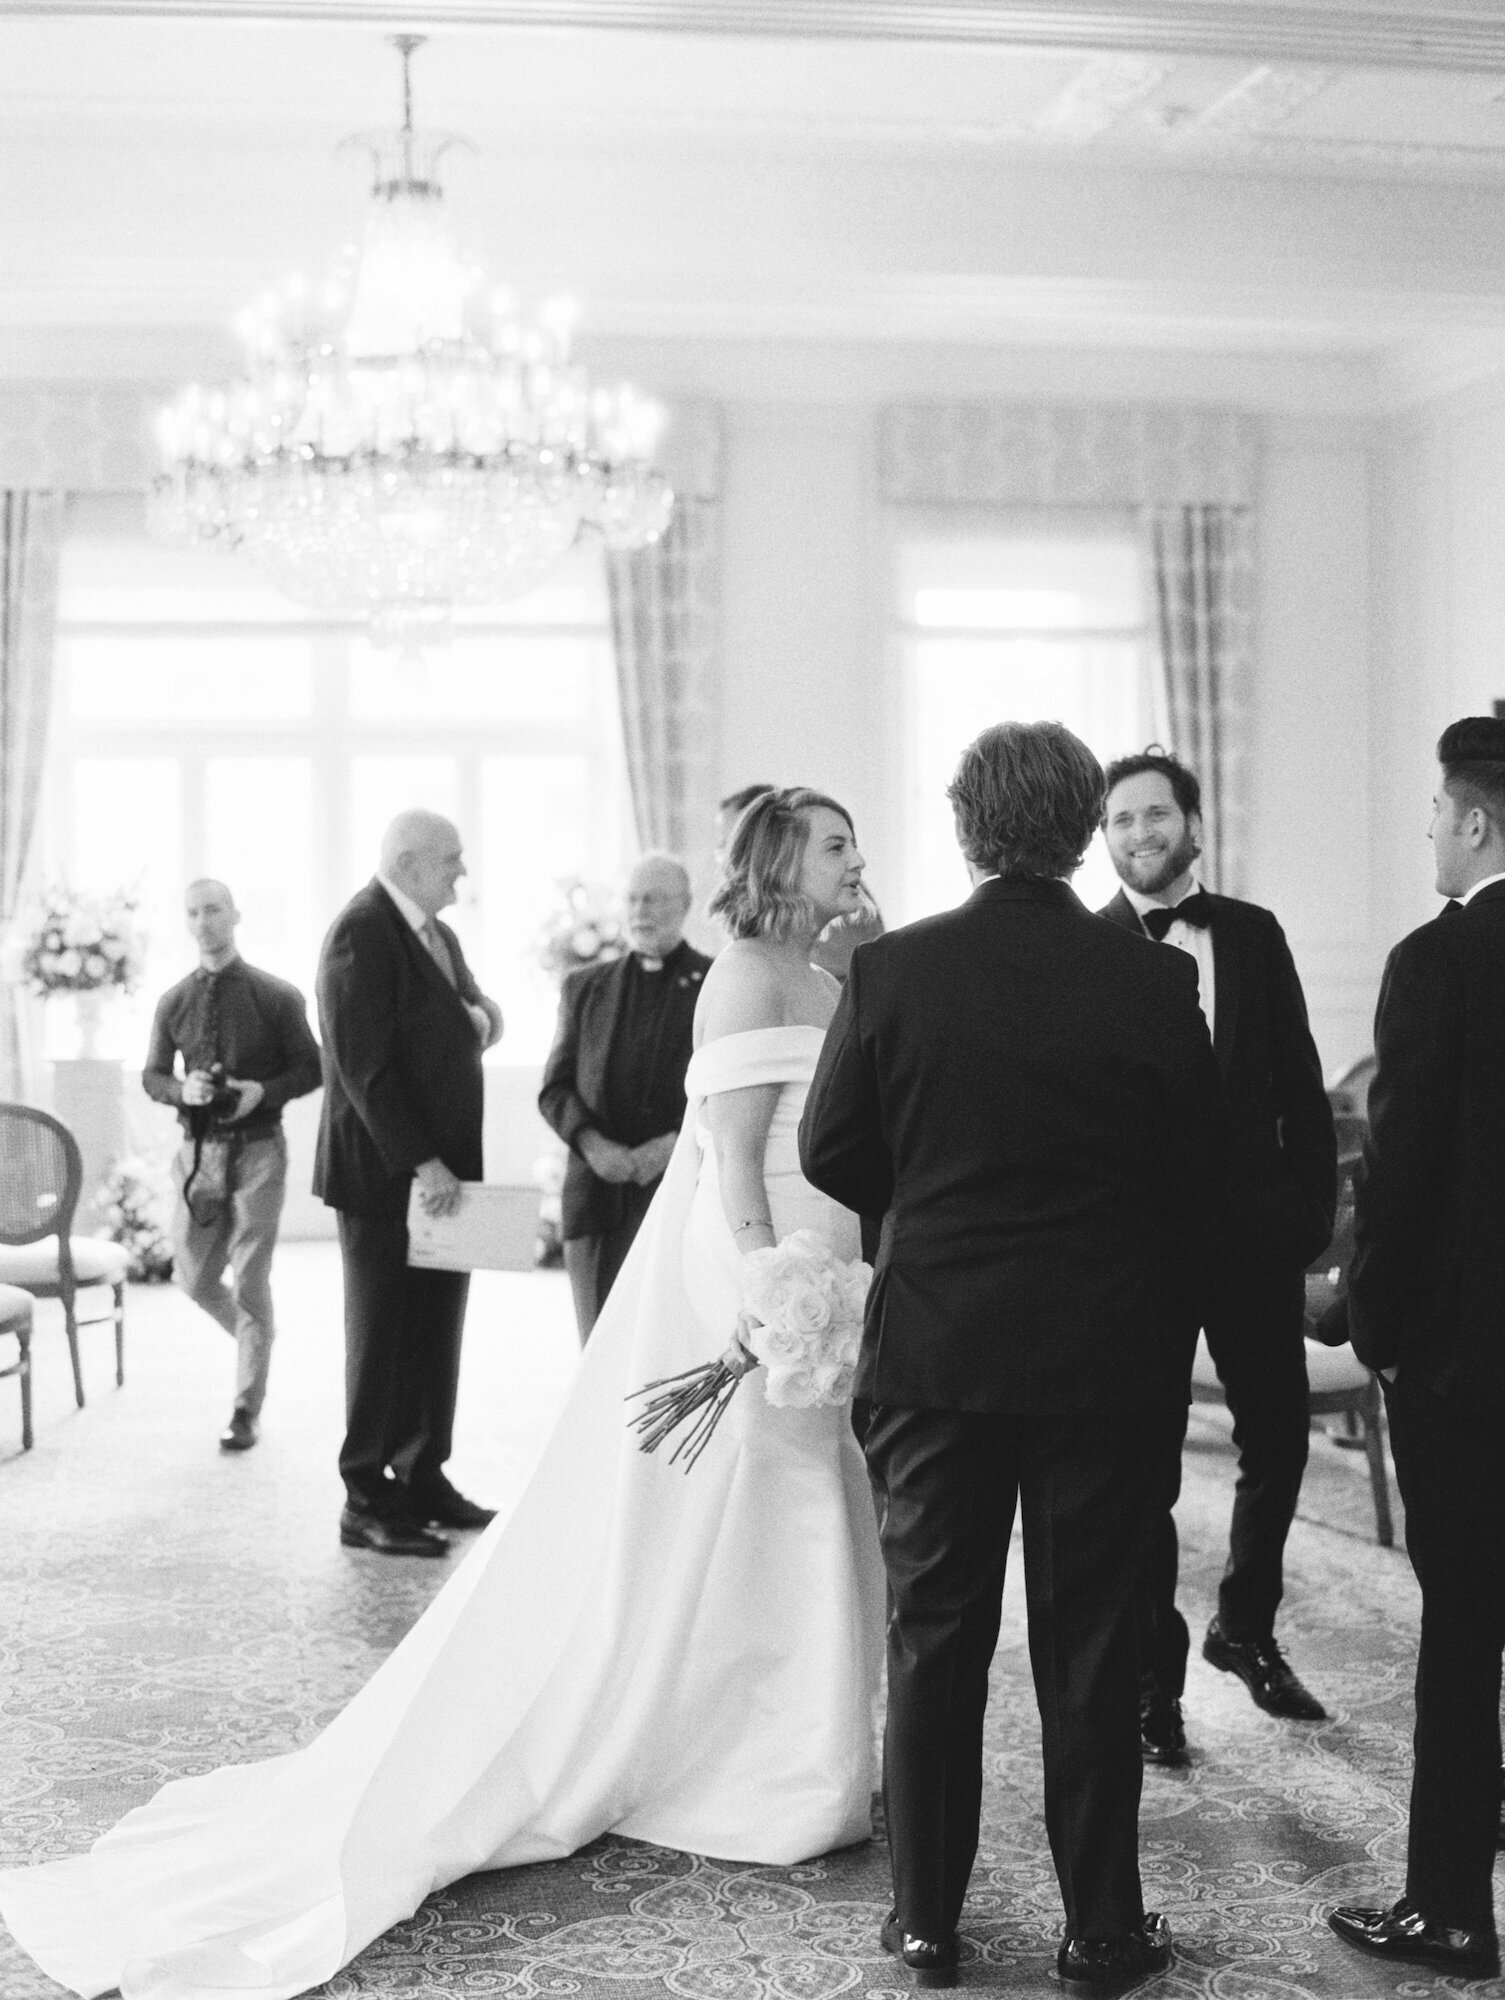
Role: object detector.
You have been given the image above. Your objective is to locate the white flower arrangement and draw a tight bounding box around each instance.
[740,1229,869,1409]
[15,887,146,998]
[628,1229,871,1469]
[536,877,627,985]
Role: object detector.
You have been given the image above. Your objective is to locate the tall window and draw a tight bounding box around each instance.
[895,512,1156,918]
[46,495,631,1066]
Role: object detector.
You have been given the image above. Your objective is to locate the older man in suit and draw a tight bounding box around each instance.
[1328,717,1505,1980]
[801,721,1229,1995]
[314,809,503,1557]
[539,853,709,1342]
[1099,750,1336,1765]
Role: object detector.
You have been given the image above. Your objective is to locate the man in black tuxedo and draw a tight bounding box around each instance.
[801,722,1228,1995]
[1099,751,1336,1762]
[539,854,709,1342]
[1328,717,1505,1981]
[314,809,503,1557]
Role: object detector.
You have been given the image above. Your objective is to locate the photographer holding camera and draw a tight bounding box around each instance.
[143,879,322,1452]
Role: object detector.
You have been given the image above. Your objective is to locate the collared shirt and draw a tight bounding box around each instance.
[1457,870,1505,906]
[376,874,428,932]
[143,956,323,1139]
[1123,877,1216,1033]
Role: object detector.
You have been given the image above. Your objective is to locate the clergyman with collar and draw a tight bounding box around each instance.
[539,852,710,1343]
[1099,748,1337,1766]
[143,877,322,1453]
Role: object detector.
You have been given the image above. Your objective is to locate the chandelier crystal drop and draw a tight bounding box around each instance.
[150,35,673,651]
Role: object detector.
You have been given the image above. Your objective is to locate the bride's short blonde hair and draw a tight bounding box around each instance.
[708,787,854,942]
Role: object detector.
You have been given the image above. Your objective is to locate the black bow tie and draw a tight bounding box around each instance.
[1141,892,1211,941]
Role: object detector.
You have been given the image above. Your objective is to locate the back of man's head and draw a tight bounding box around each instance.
[949,721,1105,881]
[1438,715,1505,837]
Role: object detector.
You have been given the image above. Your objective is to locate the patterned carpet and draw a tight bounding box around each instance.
[0,1244,1499,2000]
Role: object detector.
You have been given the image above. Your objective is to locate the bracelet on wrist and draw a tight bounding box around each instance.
[733,1219,772,1235]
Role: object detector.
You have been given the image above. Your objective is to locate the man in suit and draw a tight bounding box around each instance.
[314,809,503,1557]
[1099,751,1336,1763]
[801,721,1229,1995]
[1328,717,1505,1980]
[538,853,709,1342]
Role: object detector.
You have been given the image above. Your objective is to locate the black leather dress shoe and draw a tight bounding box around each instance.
[1140,1692,1187,1767]
[1057,1914,1172,1996]
[339,1507,450,1557]
[1328,1897,1499,1976]
[411,1485,496,1531]
[1202,1619,1325,1719]
[218,1409,258,1452]
[880,1908,959,1987]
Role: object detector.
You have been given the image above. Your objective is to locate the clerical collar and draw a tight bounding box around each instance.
[1122,876,1203,918]
[633,939,684,975]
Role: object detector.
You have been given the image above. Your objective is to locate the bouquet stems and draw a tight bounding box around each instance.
[627,1351,755,1471]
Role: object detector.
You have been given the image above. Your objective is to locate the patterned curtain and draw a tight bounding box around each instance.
[606,496,721,892]
[0,490,64,1100]
[1143,505,1255,897]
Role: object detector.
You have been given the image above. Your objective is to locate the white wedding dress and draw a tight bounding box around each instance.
[0,1026,885,2000]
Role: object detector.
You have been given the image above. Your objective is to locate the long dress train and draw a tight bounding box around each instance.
[0,1025,885,2000]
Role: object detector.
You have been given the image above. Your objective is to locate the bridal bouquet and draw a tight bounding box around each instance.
[628,1230,871,1470]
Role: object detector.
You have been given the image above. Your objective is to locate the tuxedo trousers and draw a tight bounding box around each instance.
[1138,1266,1308,1698]
[562,1179,657,1344]
[1386,1371,1505,1933]
[336,1208,470,1516]
[865,1404,1164,1941]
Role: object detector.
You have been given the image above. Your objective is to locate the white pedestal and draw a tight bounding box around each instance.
[48,1059,126,1229]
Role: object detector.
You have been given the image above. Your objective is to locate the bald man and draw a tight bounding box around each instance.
[539,853,710,1341]
[314,812,503,1556]
[144,878,322,1451]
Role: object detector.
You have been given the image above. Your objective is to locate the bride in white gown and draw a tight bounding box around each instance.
[0,789,886,2000]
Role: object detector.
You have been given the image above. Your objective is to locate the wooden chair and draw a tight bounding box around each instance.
[0,1281,34,1450]
[0,1103,129,1405]
[1191,1155,1394,1547]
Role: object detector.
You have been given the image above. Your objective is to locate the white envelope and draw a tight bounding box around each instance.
[405,1181,516,1272]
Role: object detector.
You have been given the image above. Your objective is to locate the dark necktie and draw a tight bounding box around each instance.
[1141,891,1212,942]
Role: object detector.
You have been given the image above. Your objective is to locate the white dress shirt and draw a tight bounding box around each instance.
[1457,870,1505,906]
[1123,878,1216,1034]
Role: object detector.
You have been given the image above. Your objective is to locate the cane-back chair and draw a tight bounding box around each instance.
[0,1103,128,1405]
[0,1281,34,1449]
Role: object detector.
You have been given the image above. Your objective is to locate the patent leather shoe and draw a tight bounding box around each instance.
[339,1506,450,1557]
[411,1483,496,1531]
[218,1409,258,1452]
[1328,1896,1499,1976]
[880,1909,959,1987]
[1202,1618,1325,1719]
[1057,1915,1172,1996]
[1140,1692,1187,1767]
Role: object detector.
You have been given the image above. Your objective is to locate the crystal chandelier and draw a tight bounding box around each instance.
[151,35,673,651]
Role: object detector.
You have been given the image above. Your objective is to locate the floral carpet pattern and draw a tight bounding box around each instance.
[1,1244,1499,1999]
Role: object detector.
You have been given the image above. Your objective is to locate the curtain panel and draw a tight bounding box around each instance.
[1,490,64,1100]
[605,402,723,914]
[1144,505,1255,898]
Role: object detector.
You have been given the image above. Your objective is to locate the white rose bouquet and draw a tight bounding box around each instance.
[628,1229,871,1470]
[14,887,145,998]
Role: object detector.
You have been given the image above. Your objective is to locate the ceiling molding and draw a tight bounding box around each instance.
[12,2,1505,74]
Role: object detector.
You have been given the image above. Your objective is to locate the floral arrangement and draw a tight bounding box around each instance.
[535,877,626,985]
[97,1156,175,1282]
[16,887,145,998]
[628,1231,871,1470]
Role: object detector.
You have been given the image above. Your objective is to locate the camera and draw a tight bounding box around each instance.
[188,1061,241,1132]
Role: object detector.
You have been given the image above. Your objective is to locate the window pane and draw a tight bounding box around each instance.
[206,759,317,1000]
[59,530,317,626]
[899,525,1143,631]
[480,755,592,1064]
[348,635,597,722]
[62,757,183,1060]
[65,636,313,721]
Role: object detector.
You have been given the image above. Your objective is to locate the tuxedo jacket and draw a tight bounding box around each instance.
[1349,880,1505,1397]
[1099,889,1336,1275]
[799,876,1231,1416]
[537,943,711,1239]
[313,880,487,1217]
